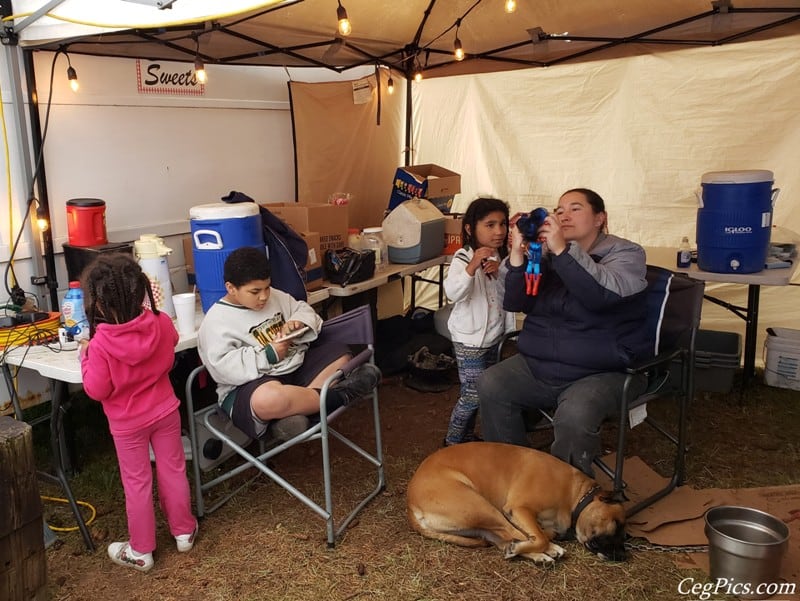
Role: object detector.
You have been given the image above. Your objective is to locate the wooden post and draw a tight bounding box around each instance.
[0,417,47,601]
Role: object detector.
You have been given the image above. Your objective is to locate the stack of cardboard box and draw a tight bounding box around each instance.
[262,202,349,290]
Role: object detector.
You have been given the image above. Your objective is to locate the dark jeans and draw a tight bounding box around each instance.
[477,353,646,477]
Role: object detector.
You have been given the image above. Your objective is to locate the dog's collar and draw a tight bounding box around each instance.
[571,484,601,529]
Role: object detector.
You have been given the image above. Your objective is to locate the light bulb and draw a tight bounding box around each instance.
[387,77,394,94]
[505,0,517,13]
[36,206,49,231]
[194,59,207,84]
[414,70,422,82]
[337,3,351,36]
[67,66,79,92]
[454,38,464,61]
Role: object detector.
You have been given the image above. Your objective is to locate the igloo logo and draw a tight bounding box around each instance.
[724,226,752,234]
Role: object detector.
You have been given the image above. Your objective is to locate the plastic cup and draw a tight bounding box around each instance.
[172,293,197,336]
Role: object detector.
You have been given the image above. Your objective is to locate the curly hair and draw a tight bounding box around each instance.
[223,246,271,287]
[81,252,158,337]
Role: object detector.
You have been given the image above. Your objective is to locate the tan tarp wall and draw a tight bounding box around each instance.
[290,69,403,230]
[412,34,800,248]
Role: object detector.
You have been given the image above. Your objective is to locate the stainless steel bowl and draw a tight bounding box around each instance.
[705,505,789,600]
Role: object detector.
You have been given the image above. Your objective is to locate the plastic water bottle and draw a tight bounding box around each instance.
[61,281,89,341]
[676,236,692,268]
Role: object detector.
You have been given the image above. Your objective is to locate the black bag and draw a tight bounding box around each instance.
[323,248,376,286]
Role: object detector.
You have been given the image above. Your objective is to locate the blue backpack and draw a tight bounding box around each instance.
[220,191,309,301]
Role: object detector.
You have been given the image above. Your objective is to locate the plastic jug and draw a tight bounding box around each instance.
[362,227,388,271]
[61,281,89,340]
[134,234,176,318]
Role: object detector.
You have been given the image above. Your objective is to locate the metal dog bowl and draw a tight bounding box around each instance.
[705,505,789,599]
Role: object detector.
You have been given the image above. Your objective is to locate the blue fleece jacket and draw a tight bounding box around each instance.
[505,232,649,385]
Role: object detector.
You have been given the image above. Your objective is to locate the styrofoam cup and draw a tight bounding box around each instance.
[172,293,197,336]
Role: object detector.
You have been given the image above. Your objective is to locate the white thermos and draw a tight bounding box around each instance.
[134,234,176,318]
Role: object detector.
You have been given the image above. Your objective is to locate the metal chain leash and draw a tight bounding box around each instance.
[625,539,709,554]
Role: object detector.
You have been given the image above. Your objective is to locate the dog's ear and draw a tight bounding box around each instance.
[598,490,625,505]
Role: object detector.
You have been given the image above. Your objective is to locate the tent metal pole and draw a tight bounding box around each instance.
[2,43,53,310]
[22,49,60,311]
[404,75,412,166]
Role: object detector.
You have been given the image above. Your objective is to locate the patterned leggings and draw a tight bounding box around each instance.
[445,342,499,445]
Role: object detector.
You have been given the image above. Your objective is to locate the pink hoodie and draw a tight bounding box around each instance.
[80,309,180,436]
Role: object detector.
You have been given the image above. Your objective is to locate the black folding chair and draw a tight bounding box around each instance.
[499,265,705,516]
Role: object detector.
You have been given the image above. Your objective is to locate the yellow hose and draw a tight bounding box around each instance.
[41,495,97,532]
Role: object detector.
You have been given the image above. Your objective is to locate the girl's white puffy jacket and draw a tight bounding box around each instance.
[444,247,516,348]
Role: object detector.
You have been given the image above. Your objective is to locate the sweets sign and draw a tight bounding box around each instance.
[136,59,205,96]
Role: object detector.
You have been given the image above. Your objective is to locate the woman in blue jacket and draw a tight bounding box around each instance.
[477,188,650,476]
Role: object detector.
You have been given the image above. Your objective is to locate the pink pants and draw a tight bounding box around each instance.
[112,409,195,553]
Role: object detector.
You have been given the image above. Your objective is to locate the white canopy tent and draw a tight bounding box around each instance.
[1,0,799,366]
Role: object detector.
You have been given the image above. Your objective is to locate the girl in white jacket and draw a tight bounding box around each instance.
[444,197,515,445]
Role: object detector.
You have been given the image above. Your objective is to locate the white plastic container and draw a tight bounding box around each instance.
[134,234,176,318]
[362,227,388,271]
[764,327,800,391]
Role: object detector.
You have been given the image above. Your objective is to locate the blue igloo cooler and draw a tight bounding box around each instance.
[190,203,265,312]
[696,170,778,274]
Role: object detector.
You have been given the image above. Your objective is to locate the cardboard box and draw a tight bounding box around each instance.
[182,235,195,274]
[389,164,461,213]
[443,213,464,255]
[300,231,324,291]
[262,202,348,253]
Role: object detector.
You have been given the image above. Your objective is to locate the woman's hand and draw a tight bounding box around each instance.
[537,214,567,256]
[466,247,498,276]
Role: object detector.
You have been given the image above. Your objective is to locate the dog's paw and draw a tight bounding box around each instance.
[545,542,566,559]
[504,541,557,564]
[504,541,520,559]
[528,552,556,564]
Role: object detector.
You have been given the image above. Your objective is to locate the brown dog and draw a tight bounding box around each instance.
[406,442,626,563]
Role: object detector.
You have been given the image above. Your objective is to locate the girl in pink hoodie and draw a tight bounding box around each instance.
[79,253,196,572]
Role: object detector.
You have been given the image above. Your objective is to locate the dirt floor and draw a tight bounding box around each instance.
[37,370,800,601]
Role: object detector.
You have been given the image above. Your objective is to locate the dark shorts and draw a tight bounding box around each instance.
[227,340,351,438]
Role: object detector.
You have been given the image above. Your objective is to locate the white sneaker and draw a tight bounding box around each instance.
[107,541,154,572]
[175,521,199,552]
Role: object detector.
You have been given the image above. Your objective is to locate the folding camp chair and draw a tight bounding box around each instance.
[185,305,384,546]
[498,265,705,517]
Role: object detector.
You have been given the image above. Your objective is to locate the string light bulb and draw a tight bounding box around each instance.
[387,76,394,94]
[505,0,517,13]
[453,20,465,61]
[65,54,79,92]
[414,69,423,83]
[194,58,207,84]
[454,37,464,61]
[337,1,352,36]
[35,204,49,232]
[193,35,207,84]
